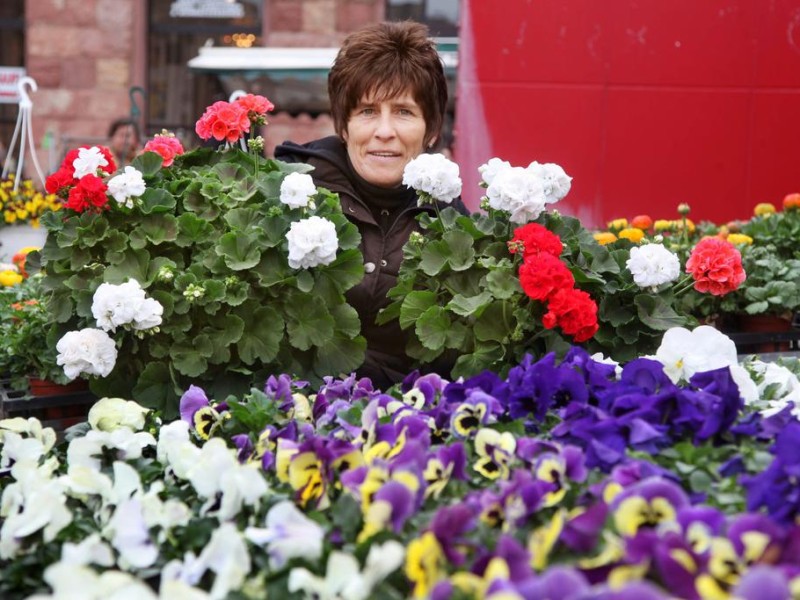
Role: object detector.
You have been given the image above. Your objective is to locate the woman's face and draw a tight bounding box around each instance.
[343,91,428,188]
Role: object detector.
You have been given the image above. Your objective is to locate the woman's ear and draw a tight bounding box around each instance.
[427,136,437,150]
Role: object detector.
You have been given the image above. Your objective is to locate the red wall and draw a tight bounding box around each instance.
[454,0,800,228]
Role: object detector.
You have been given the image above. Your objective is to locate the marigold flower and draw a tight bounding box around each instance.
[618,227,645,243]
[630,214,653,230]
[685,237,746,296]
[593,232,618,245]
[783,192,800,210]
[653,219,673,232]
[754,202,776,216]
[0,269,23,286]
[607,218,628,231]
[726,233,753,245]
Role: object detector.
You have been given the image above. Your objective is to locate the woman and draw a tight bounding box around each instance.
[275,21,467,388]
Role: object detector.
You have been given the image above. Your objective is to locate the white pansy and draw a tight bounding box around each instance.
[359,540,406,593]
[56,328,118,380]
[72,146,109,179]
[91,279,163,332]
[280,172,317,209]
[61,533,115,567]
[0,431,46,474]
[108,498,159,568]
[245,500,324,568]
[478,157,512,186]
[59,464,114,501]
[159,579,212,600]
[156,419,193,465]
[27,563,158,600]
[626,243,681,288]
[175,523,249,600]
[485,166,548,224]
[88,397,150,432]
[591,352,623,378]
[655,326,738,383]
[527,161,572,204]
[402,153,462,204]
[0,417,57,455]
[217,462,269,520]
[729,364,760,405]
[66,428,156,472]
[285,216,338,269]
[748,361,800,417]
[107,166,146,208]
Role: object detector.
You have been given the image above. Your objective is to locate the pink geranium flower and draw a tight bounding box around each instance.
[685,237,746,296]
[195,100,251,144]
[143,132,185,167]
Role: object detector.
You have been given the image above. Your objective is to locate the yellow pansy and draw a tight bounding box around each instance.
[474,428,516,480]
[452,401,486,437]
[405,532,445,599]
[288,451,327,509]
[613,495,676,537]
[528,509,565,570]
[535,456,567,506]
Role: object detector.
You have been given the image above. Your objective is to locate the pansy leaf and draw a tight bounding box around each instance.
[443,229,476,271]
[314,333,366,376]
[216,231,261,270]
[399,291,438,330]
[416,305,450,350]
[237,306,284,364]
[140,188,177,214]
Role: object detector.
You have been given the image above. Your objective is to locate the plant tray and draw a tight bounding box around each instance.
[0,378,97,434]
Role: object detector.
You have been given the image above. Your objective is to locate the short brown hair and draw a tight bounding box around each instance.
[328,21,447,148]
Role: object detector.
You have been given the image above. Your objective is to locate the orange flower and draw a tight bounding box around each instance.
[630,215,653,230]
[618,228,645,243]
[593,232,618,245]
[754,202,776,216]
[783,193,800,211]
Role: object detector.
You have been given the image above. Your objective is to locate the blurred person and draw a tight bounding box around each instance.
[107,118,141,167]
[275,21,467,388]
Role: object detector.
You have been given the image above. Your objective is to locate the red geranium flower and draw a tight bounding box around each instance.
[509,223,563,259]
[143,133,185,167]
[235,93,274,123]
[519,253,575,302]
[195,100,251,143]
[45,166,76,196]
[685,237,746,296]
[542,287,599,342]
[65,174,109,213]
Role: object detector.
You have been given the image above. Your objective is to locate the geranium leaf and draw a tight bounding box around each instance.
[416,306,450,350]
[251,249,291,287]
[483,269,520,300]
[171,334,214,377]
[406,335,444,362]
[104,248,149,284]
[443,230,476,271]
[399,291,438,330]
[184,182,221,220]
[224,281,250,306]
[318,248,364,295]
[313,332,366,377]
[474,302,514,343]
[130,362,176,414]
[286,297,335,350]
[330,303,362,338]
[451,342,504,379]
[131,151,165,176]
[213,163,246,188]
[447,292,493,317]
[445,321,469,349]
[216,231,261,270]
[420,240,449,276]
[140,214,178,245]
[225,207,261,231]
[206,314,246,346]
[140,188,177,214]
[237,306,284,364]
[296,270,314,293]
[176,212,215,247]
[635,294,686,330]
[600,296,636,327]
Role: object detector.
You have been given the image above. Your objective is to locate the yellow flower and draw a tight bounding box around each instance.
[673,218,695,232]
[618,227,645,243]
[405,532,445,599]
[288,451,327,509]
[726,233,753,245]
[593,232,618,245]
[613,495,676,537]
[754,202,776,216]
[0,270,23,286]
[474,428,516,480]
[653,219,673,231]
[607,218,628,230]
[528,509,565,570]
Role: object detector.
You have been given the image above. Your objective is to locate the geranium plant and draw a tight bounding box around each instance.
[379,157,701,377]
[35,95,366,417]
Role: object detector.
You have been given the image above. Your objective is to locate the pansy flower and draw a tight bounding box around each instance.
[179,385,228,440]
[423,442,467,500]
[611,477,689,538]
[473,428,517,480]
[405,531,446,599]
[450,392,497,438]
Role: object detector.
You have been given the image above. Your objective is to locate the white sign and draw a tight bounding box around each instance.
[0,67,26,104]
[170,0,245,18]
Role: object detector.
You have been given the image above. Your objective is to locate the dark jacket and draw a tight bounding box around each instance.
[274,136,468,388]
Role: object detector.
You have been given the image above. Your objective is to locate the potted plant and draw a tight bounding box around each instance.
[0,272,74,394]
[0,174,61,261]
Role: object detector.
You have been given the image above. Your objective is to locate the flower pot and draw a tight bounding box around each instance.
[0,225,47,261]
[734,314,793,353]
[28,377,88,398]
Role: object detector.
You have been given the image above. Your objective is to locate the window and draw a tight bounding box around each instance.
[0,0,24,159]
[147,0,262,141]
[386,0,460,37]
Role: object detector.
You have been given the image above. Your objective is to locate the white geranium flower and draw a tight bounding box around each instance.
[527,161,572,204]
[72,146,109,179]
[245,500,324,568]
[655,325,738,383]
[626,243,681,288]
[485,166,548,224]
[478,157,512,186]
[108,498,158,568]
[92,279,163,332]
[56,328,118,380]
[285,216,338,269]
[88,397,150,432]
[280,172,317,209]
[107,166,146,208]
[402,153,462,204]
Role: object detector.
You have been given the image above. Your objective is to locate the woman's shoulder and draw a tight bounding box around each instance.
[274,136,345,164]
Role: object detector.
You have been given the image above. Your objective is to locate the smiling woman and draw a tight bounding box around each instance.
[275,21,468,388]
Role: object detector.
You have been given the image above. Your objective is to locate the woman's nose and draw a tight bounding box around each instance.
[373,112,396,139]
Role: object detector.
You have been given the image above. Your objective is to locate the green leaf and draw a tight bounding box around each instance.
[600,296,636,327]
[176,212,214,247]
[416,306,450,350]
[140,214,178,245]
[285,296,335,350]
[131,362,174,415]
[237,306,284,364]
[296,270,314,293]
[451,343,505,379]
[447,292,493,317]
[443,229,476,271]
[225,207,262,231]
[171,334,214,377]
[330,303,362,338]
[216,231,261,270]
[399,291,438,330]
[183,182,221,220]
[104,248,150,284]
[317,248,364,296]
[635,294,687,331]
[314,333,367,377]
[484,268,521,300]
[420,240,450,276]
[474,302,513,343]
[140,188,177,214]
[131,151,165,176]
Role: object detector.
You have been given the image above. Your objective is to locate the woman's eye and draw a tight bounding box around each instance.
[360,108,375,115]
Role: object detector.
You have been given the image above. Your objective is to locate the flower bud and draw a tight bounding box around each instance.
[677,203,691,216]
[247,136,265,153]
